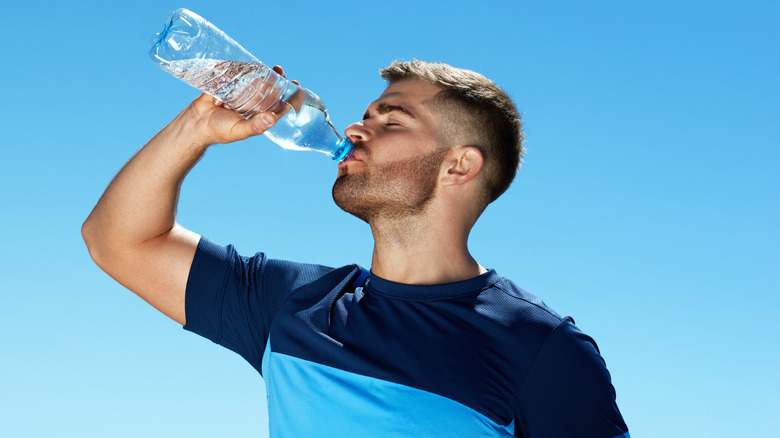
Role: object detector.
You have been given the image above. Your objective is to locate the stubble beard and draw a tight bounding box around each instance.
[332,148,448,224]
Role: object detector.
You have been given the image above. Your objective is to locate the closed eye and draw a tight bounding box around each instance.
[363,102,416,121]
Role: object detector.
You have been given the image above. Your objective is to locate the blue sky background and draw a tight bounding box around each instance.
[1,0,778,436]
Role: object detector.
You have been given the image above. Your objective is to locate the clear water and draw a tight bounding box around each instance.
[161,59,288,118]
[161,59,352,159]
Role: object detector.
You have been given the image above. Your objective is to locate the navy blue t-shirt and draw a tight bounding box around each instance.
[184,237,629,437]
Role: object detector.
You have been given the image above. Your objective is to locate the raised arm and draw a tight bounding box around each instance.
[82,81,281,325]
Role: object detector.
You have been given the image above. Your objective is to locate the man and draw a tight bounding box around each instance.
[83,60,629,437]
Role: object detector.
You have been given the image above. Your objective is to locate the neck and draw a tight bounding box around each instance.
[368,210,486,285]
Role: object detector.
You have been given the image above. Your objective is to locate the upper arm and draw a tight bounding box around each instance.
[88,224,200,326]
[515,321,629,437]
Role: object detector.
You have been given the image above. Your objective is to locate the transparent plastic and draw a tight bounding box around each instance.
[149,8,353,161]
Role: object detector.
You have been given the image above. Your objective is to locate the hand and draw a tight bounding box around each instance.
[180,65,298,145]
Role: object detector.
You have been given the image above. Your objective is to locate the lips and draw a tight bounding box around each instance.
[337,152,359,176]
[342,149,363,163]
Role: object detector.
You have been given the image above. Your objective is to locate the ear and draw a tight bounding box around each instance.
[439,146,484,186]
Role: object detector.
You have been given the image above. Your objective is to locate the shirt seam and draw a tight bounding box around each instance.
[214,245,236,345]
[264,262,347,331]
[511,318,570,425]
[494,282,566,322]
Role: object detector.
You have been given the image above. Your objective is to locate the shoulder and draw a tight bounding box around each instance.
[486,275,605,369]
[491,276,628,435]
[479,274,569,338]
[513,315,627,436]
[262,257,344,290]
[492,276,565,319]
[192,236,351,288]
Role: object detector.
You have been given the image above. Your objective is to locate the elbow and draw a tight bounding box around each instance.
[81,215,93,245]
[81,217,99,262]
[81,215,108,269]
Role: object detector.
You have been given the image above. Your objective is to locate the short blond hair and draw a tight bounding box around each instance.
[380,59,524,205]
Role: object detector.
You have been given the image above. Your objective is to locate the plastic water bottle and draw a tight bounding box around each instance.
[149,8,353,161]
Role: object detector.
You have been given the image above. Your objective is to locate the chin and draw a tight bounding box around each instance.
[332,176,370,222]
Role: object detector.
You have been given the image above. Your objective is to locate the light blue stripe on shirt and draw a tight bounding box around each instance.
[262,340,514,438]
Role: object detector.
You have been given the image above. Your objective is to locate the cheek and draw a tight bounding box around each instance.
[372,136,425,161]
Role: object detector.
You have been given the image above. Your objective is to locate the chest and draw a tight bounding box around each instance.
[267,284,536,427]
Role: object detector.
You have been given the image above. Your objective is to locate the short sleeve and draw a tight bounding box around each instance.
[183,236,334,374]
[514,320,630,438]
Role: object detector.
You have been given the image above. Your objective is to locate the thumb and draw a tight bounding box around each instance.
[226,111,278,142]
[249,112,278,135]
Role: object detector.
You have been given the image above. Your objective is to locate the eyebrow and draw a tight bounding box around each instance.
[363,102,416,120]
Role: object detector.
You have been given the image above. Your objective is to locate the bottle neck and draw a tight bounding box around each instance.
[332,139,355,162]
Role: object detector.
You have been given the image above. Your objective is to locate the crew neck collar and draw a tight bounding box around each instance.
[365,269,500,300]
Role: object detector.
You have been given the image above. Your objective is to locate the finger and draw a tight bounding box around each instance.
[194,93,213,104]
[222,112,276,143]
[250,111,278,135]
[272,65,299,87]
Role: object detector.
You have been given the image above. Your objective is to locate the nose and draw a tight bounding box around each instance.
[344,121,371,144]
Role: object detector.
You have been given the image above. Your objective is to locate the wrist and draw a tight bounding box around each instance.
[165,100,218,151]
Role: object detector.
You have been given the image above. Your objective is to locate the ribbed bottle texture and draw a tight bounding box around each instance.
[149,9,353,161]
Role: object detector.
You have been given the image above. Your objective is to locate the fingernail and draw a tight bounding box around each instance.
[261,113,276,127]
